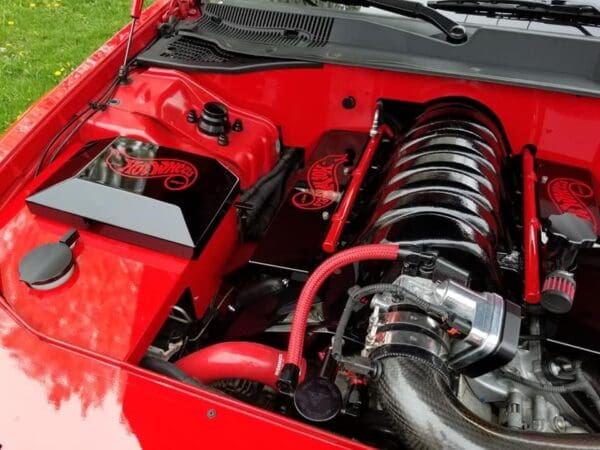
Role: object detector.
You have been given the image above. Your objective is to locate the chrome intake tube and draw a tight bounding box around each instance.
[369,103,509,288]
[377,357,600,450]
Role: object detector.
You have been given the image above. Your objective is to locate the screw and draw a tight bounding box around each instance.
[218,133,229,146]
[207,408,217,419]
[342,96,356,109]
[232,119,244,132]
[322,211,330,221]
[187,110,199,123]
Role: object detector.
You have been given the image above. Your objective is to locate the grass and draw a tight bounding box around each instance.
[0,0,146,135]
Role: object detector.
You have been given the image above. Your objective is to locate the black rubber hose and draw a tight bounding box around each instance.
[377,356,600,449]
[576,361,600,417]
[501,368,587,393]
[140,356,204,388]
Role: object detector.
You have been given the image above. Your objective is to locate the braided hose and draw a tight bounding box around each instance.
[285,244,400,368]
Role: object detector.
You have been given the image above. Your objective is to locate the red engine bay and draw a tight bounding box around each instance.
[2,1,600,448]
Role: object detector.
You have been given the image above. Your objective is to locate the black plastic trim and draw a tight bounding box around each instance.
[136,34,322,73]
[178,1,600,98]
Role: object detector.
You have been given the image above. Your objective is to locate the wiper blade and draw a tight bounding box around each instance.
[326,0,468,42]
[429,0,600,27]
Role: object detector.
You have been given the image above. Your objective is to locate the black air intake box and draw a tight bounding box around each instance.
[27,137,239,258]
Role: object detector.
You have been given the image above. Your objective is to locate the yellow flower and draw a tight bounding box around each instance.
[30,3,37,7]
[54,70,61,77]
[7,21,15,26]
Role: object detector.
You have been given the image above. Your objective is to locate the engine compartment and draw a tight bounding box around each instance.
[2,26,600,448]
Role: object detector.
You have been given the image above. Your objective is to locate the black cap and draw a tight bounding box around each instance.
[546,213,597,270]
[19,229,79,290]
[547,213,596,247]
[199,102,230,136]
[293,377,342,422]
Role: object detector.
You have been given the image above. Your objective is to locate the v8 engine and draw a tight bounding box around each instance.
[7,73,600,449]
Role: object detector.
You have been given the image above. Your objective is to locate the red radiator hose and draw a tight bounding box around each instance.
[285,244,400,369]
[175,342,306,389]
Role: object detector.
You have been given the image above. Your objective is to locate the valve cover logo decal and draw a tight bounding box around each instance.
[292,154,348,210]
[547,177,598,231]
[106,147,198,191]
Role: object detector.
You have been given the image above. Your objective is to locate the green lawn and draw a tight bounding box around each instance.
[0,0,145,135]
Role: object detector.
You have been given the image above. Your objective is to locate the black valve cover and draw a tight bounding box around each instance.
[26,137,239,258]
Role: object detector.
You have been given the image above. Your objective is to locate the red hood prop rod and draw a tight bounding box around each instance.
[131,0,144,18]
[119,0,145,82]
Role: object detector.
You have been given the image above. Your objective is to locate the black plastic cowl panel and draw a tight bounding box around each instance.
[136,35,321,73]
[198,3,334,48]
[185,1,600,98]
[26,137,239,259]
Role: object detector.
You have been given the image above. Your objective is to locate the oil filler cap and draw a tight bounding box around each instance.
[19,229,79,290]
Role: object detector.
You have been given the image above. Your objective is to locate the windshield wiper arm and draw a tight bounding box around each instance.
[428,0,600,27]
[327,0,468,43]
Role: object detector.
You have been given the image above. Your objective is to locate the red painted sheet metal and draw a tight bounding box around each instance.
[0,205,243,363]
[0,66,281,364]
[193,66,600,174]
[0,302,370,450]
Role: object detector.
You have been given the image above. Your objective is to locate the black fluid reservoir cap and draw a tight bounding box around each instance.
[547,213,597,246]
[19,229,79,291]
[199,102,230,136]
[293,377,342,422]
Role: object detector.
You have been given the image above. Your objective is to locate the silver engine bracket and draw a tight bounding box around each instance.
[364,275,521,377]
